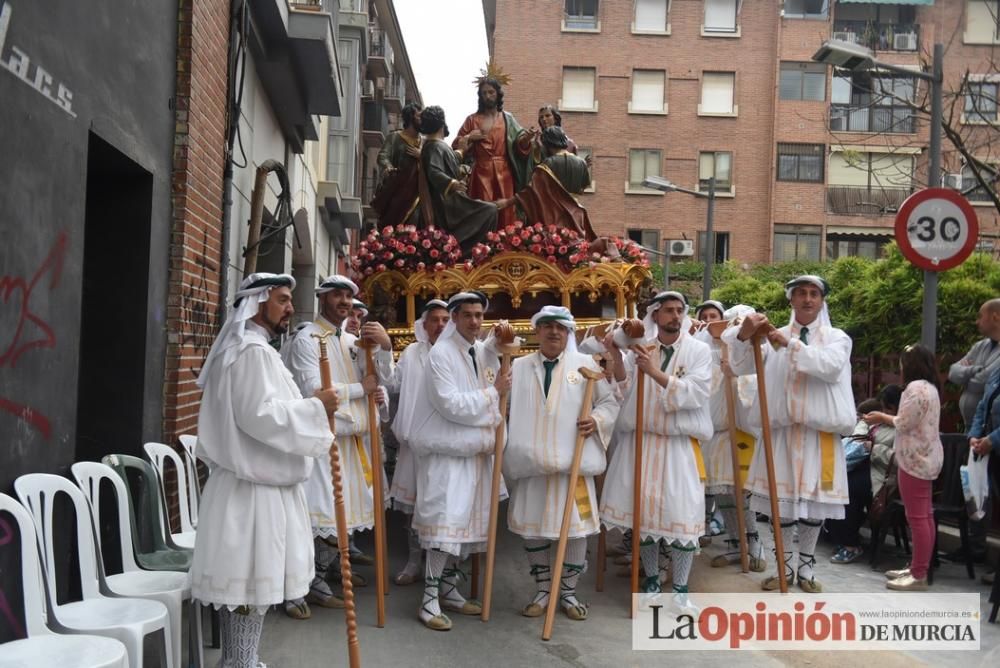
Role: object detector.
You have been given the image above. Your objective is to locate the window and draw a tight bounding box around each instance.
[564,0,599,30]
[699,151,732,193]
[698,72,736,115]
[827,151,915,215]
[630,70,667,114]
[577,147,595,192]
[628,229,660,251]
[697,231,731,263]
[328,39,359,192]
[628,149,662,190]
[966,1,1000,44]
[774,224,821,261]
[964,81,999,123]
[561,67,597,111]
[704,0,737,34]
[777,143,824,182]
[830,70,916,133]
[783,0,828,19]
[634,0,669,32]
[779,62,826,101]
[961,162,999,202]
[826,235,886,260]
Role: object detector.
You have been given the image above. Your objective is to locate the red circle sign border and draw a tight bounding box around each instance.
[894,188,979,272]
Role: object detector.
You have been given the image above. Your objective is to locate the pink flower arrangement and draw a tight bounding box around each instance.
[350,224,464,276]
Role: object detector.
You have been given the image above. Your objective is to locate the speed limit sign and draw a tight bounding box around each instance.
[895,188,979,272]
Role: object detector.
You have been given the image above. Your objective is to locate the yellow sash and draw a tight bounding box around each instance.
[573,476,593,521]
[820,431,835,490]
[353,435,373,488]
[733,428,755,486]
[690,438,707,482]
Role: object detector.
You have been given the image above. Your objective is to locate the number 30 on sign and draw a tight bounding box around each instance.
[894,188,979,272]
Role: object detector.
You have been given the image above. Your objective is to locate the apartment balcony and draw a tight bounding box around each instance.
[832,21,920,53]
[367,26,392,79]
[362,100,389,148]
[362,175,378,220]
[830,104,916,134]
[826,185,913,216]
[383,75,406,114]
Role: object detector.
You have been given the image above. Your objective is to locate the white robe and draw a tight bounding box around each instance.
[695,330,761,496]
[388,340,431,513]
[284,316,394,536]
[722,319,855,520]
[191,322,332,609]
[599,331,713,546]
[409,335,503,556]
[505,351,620,540]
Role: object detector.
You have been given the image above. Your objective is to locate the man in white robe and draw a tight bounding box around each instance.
[408,291,508,631]
[693,300,727,545]
[191,273,338,668]
[505,306,619,621]
[283,275,394,617]
[723,275,854,592]
[697,304,766,572]
[346,298,368,337]
[388,299,450,585]
[600,291,712,614]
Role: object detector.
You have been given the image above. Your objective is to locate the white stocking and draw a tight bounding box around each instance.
[220,607,264,668]
[420,549,449,622]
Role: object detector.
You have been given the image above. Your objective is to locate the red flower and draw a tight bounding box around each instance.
[520,230,531,240]
[416,261,426,271]
[529,243,542,254]
[430,248,440,258]
[394,259,405,268]
[406,245,417,254]
[552,235,563,245]
[514,220,524,229]
[546,244,556,254]
[421,239,432,249]
[433,262,445,272]
[558,245,568,254]
[546,255,557,263]
[382,226,392,236]
[511,236,522,247]
[533,222,544,231]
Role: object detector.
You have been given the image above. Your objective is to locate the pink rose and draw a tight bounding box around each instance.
[364,267,374,275]
[511,236,522,247]
[534,222,543,231]
[558,245,568,254]
[531,234,542,243]
[395,259,405,268]
[434,262,445,272]
[528,243,541,254]
[417,262,426,271]
[552,235,563,245]
[546,244,556,254]
[433,229,442,240]
[546,255,557,263]
[547,224,558,234]
[514,220,524,229]
[430,249,440,258]
[382,226,393,236]
[422,239,432,249]
[406,245,417,254]
[463,261,474,271]
[520,230,531,240]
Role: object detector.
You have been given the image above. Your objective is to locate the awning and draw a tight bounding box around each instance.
[838,1,934,5]
[826,225,894,237]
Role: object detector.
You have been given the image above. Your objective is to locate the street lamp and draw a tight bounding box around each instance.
[812,39,944,352]
[642,175,717,301]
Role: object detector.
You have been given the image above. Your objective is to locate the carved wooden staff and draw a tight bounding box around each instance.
[481,321,518,622]
[313,331,361,668]
[355,338,389,626]
[750,325,788,594]
[708,319,749,572]
[542,366,605,641]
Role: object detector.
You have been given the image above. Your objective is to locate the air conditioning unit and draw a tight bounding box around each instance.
[669,239,695,257]
[832,31,855,43]
[944,173,963,190]
[893,33,918,51]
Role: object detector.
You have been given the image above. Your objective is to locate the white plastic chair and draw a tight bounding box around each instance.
[143,442,197,549]
[0,493,129,668]
[14,473,175,668]
[176,434,201,527]
[72,461,204,668]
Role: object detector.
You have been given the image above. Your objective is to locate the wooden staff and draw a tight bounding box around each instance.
[481,321,518,622]
[356,338,389,626]
[751,327,788,594]
[708,320,749,572]
[620,318,646,618]
[313,332,361,668]
[542,367,605,641]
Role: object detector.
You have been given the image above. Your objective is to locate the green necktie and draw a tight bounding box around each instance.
[469,346,479,377]
[542,359,558,397]
[335,327,341,338]
[660,345,673,372]
[800,326,809,345]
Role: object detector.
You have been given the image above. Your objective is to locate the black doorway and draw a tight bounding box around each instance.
[75,132,152,462]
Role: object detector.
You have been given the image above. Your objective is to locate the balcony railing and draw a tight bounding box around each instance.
[832,21,920,52]
[826,185,913,215]
[362,176,378,206]
[338,0,364,12]
[362,99,389,135]
[369,27,393,61]
[564,12,598,30]
[830,104,916,134]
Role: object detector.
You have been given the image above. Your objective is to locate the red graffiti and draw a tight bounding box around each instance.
[0,231,67,438]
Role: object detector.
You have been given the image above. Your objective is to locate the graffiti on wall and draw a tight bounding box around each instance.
[180,230,220,379]
[0,231,68,439]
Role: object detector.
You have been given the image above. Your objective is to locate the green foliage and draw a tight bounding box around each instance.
[667,245,1000,358]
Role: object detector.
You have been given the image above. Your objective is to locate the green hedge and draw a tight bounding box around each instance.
[660,243,1000,358]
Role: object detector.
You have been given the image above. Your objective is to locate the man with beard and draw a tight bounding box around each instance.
[453,77,533,227]
[388,299,450,585]
[723,276,855,593]
[372,103,426,228]
[191,273,338,667]
[282,275,395,618]
[599,291,712,614]
[420,106,512,251]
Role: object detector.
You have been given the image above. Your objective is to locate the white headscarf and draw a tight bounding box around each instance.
[436,291,489,347]
[316,274,359,296]
[352,298,369,318]
[641,290,692,344]
[723,304,756,321]
[196,272,296,388]
[414,299,448,345]
[695,300,725,320]
[531,305,578,355]
[784,275,832,328]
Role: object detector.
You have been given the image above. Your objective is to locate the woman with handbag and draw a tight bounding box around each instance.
[864,345,944,591]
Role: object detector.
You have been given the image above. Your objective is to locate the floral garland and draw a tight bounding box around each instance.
[351,224,472,276]
[471,221,583,271]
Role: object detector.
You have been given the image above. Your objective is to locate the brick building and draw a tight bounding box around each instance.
[482,0,1000,264]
